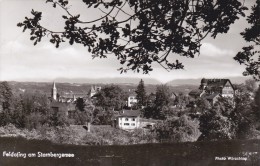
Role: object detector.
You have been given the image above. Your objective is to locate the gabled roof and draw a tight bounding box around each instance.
[117,110,141,117]
[189,89,203,97]
[204,79,234,89]
[204,93,220,100]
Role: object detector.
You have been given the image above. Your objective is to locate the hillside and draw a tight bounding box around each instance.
[8,81,198,97]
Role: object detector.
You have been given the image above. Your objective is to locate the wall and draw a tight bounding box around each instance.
[118,116,139,130]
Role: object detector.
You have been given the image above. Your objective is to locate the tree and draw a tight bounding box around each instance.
[155,84,171,107]
[190,97,211,115]
[94,85,127,111]
[75,98,86,112]
[230,92,255,139]
[0,82,14,126]
[254,85,260,117]
[154,115,201,142]
[135,79,146,108]
[0,81,13,111]
[199,106,235,141]
[245,79,258,93]
[175,92,191,108]
[73,97,95,124]
[17,0,249,74]
[234,0,260,80]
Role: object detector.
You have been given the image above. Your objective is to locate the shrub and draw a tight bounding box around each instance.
[154,115,201,142]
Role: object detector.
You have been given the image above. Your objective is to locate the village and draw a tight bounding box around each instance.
[47,78,250,132]
[0,77,259,146]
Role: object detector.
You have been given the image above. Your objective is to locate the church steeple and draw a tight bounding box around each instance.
[52,82,57,100]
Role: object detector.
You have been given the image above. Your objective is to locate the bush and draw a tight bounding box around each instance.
[154,115,201,142]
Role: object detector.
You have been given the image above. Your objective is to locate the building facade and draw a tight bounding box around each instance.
[116,110,140,130]
[189,78,235,105]
[127,95,138,107]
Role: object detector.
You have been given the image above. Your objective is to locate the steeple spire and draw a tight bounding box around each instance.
[53,82,56,89]
[52,81,57,100]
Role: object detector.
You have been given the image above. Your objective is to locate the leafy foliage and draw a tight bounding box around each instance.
[199,106,235,141]
[254,85,260,117]
[0,81,13,111]
[199,94,256,140]
[94,85,127,111]
[17,0,247,74]
[231,92,255,139]
[234,0,260,80]
[154,115,201,142]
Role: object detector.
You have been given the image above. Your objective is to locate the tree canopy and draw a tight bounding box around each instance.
[17,0,260,78]
[94,85,127,111]
[234,0,260,80]
[135,79,146,107]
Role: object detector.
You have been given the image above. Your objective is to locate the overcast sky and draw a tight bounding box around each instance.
[0,0,256,83]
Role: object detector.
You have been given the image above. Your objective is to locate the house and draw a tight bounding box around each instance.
[115,110,161,131]
[127,95,138,107]
[116,110,141,130]
[200,78,235,98]
[204,93,220,105]
[189,78,235,104]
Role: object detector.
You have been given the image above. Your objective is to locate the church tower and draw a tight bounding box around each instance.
[52,82,57,100]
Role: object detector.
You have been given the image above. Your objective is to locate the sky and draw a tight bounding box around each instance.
[0,0,257,83]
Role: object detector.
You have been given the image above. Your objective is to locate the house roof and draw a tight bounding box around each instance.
[204,93,220,100]
[189,89,203,97]
[117,110,141,117]
[203,79,234,91]
[61,93,86,98]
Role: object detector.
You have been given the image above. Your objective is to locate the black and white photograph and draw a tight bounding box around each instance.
[0,0,259,165]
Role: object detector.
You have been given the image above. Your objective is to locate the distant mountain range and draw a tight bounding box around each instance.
[166,76,252,86]
[7,76,252,86]
[54,77,161,85]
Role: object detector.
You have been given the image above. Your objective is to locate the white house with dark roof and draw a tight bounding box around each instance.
[116,110,140,130]
[115,110,161,130]
[127,95,138,107]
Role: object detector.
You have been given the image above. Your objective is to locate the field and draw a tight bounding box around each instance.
[0,137,260,166]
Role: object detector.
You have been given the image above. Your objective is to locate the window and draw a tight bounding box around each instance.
[132,118,135,121]
[131,123,135,126]
[124,123,129,126]
[125,118,128,121]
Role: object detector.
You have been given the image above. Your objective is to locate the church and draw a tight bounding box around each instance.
[49,82,101,118]
[50,82,101,103]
